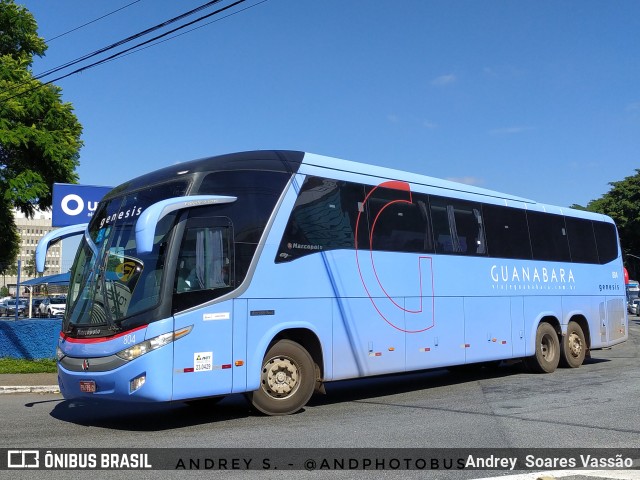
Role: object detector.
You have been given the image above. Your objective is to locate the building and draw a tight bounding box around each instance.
[2,209,63,295]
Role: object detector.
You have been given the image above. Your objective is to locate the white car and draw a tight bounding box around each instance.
[39,297,67,317]
[628,298,640,315]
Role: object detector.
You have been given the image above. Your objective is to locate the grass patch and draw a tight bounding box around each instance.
[0,357,57,374]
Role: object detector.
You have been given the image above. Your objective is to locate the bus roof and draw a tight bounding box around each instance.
[301,152,536,204]
[104,150,613,224]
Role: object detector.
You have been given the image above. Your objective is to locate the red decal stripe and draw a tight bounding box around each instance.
[59,325,146,344]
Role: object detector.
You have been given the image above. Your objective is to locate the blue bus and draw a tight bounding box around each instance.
[37,150,628,415]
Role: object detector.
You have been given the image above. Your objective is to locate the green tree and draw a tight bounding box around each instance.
[585,169,640,268]
[0,0,82,275]
[0,197,19,278]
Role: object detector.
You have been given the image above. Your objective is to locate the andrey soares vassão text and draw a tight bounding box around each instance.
[6,451,637,471]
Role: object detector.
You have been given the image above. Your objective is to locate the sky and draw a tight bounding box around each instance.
[15,0,640,269]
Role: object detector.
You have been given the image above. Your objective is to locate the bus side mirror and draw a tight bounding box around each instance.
[135,195,237,254]
[36,223,88,273]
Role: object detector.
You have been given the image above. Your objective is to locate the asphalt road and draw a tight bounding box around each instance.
[1,317,639,480]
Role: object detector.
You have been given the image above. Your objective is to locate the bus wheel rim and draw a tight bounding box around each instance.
[567,332,582,358]
[261,356,300,399]
[541,333,554,360]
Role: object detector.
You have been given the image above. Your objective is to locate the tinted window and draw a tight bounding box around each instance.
[593,221,619,264]
[172,217,234,313]
[527,211,571,262]
[198,170,290,244]
[430,196,486,255]
[276,177,363,262]
[565,217,599,264]
[275,175,620,266]
[199,170,290,279]
[361,186,433,253]
[483,204,532,260]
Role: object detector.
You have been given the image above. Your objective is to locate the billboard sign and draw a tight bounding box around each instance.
[52,183,112,227]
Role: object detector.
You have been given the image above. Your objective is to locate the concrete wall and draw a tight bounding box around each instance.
[0,319,61,359]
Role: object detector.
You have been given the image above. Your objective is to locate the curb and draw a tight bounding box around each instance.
[0,385,60,394]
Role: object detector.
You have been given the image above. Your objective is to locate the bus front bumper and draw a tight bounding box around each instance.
[57,345,174,403]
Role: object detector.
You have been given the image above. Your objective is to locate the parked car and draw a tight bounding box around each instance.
[629,298,640,315]
[30,297,45,317]
[5,299,28,317]
[0,300,10,316]
[39,297,67,317]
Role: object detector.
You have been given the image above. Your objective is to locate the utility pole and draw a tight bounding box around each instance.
[14,260,21,321]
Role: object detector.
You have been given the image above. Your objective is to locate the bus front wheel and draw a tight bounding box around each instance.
[524,322,560,373]
[249,340,316,416]
[560,321,586,368]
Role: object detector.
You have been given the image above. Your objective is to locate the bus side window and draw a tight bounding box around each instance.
[483,204,532,260]
[276,177,364,262]
[565,217,599,264]
[430,196,486,256]
[593,221,618,264]
[175,226,231,294]
[527,211,571,262]
[364,188,433,254]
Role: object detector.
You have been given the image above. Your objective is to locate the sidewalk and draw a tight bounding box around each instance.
[0,373,60,394]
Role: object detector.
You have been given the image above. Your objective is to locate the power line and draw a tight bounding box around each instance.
[103,0,269,64]
[46,1,144,43]
[35,0,227,82]
[45,0,247,84]
[1,0,261,104]
[0,0,227,100]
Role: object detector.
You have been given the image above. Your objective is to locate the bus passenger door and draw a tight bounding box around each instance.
[170,216,235,401]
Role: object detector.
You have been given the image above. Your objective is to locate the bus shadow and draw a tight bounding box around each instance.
[310,355,613,408]
[49,358,610,430]
[308,363,525,408]
[49,365,516,430]
[49,395,254,431]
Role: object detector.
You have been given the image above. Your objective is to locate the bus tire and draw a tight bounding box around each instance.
[524,322,560,373]
[249,339,316,416]
[560,321,586,368]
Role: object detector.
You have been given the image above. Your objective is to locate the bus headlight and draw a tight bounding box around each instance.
[116,326,193,362]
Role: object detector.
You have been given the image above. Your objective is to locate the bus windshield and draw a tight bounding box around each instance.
[64,181,188,335]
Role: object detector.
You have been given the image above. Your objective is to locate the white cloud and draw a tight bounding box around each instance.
[387,114,400,123]
[431,74,457,86]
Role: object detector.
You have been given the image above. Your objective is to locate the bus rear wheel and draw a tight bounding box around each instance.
[560,321,586,368]
[524,322,560,373]
[249,340,316,416]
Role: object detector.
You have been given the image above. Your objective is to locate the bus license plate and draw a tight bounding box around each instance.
[79,380,96,393]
